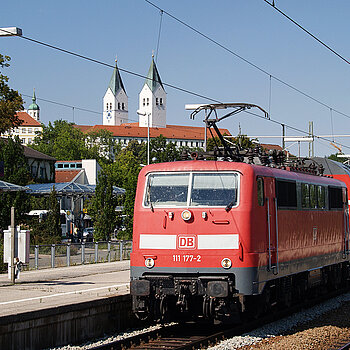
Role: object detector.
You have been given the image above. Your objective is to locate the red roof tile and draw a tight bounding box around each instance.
[16,112,41,126]
[55,170,81,183]
[74,123,231,140]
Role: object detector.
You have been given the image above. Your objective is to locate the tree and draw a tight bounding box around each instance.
[31,120,87,160]
[88,168,119,241]
[29,188,61,244]
[0,137,30,185]
[0,54,23,134]
[0,137,31,230]
[207,134,256,151]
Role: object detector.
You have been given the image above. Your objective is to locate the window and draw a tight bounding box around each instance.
[118,103,121,110]
[144,172,239,208]
[28,138,32,144]
[277,180,297,208]
[329,187,343,209]
[318,186,326,208]
[301,183,310,208]
[122,103,125,110]
[76,163,82,168]
[310,185,317,208]
[22,128,26,134]
[21,138,25,144]
[64,164,69,168]
[257,177,264,206]
[143,98,145,107]
[34,128,38,132]
[156,98,159,105]
[28,128,33,133]
[57,164,63,169]
[160,98,163,105]
[106,103,109,110]
[147,98,149,106]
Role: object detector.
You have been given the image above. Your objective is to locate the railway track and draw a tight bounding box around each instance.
[89,287,350,350]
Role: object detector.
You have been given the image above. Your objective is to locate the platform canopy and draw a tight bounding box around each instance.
[0,180,28,192]
[26,182,125,196]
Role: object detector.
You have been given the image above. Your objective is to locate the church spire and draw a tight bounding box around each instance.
[144,55,164,93]
[28,88,40,121]
[108,57,126,96]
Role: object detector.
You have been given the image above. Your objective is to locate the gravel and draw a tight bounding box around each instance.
[47,322,176,350]
[208,292,350,350]
[49,292,350,349]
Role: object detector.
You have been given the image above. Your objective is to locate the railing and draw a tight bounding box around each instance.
[28,240,132,270]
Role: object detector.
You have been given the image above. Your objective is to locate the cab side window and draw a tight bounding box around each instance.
[257,177,264,206]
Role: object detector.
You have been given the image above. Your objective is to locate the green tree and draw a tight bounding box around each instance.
[0,137,30,185]
[0,54,23,134]
[88,168,119,241]
[29,188,61,244]
[0,137,31,230]
[31,120,87,160]
[207,134,256,151]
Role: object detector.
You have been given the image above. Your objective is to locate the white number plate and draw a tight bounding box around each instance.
[172,254,202,262]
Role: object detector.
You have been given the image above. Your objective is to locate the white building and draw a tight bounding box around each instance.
[138,56,166,128]
[102,59,128,126]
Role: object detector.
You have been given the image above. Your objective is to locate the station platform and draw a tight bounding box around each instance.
[0,260,130,318]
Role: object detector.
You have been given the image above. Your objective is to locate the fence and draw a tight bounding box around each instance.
[28,240,132,270]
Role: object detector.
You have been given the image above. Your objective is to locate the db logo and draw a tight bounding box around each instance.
[177,235,196,250]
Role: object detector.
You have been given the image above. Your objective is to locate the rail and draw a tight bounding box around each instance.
[28,240,132,270]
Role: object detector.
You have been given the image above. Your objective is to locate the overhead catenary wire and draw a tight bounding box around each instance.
[262,0,350,66]
[2,28,349,153]
[143,0,350,121]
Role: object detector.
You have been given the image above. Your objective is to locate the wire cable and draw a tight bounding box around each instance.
[143,0,350,121]
[3,28,349,153]
[263,0,350,66]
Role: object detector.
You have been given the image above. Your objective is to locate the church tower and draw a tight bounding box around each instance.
[138,56,166,128]
[103,58,128,125]
[28,89,40,121]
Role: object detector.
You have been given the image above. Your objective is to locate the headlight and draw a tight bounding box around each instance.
[145,258,155,268]
[221,258,232,269]
[181,210,192,221]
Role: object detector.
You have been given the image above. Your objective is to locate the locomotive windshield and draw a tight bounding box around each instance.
[144,172,238,208]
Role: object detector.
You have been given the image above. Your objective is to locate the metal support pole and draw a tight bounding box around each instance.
[282,124,285,151]
[108,241,111,263]
[10,207,15,284]
[35,245,39,269]
[147,114,150,165]
[51,244,55,268]
[66,244,70,267]
[119,240,123,261]
[204,110,208,152]
[95,242,98,263]
[81,242,85,264]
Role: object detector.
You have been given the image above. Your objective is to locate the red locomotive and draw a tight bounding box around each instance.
[130,104,350,322]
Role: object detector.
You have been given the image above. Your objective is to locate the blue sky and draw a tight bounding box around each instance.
[1,0,350,157]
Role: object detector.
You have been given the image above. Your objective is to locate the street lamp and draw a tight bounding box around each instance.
[0,27,22,37]
[137,110,151,165]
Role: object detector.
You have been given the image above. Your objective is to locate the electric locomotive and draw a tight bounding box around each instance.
[130,104,350,322]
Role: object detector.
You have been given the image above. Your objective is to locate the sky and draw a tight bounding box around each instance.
[1,0,350,157]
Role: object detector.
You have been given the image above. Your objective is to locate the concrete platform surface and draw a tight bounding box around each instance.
[0,261,130,318]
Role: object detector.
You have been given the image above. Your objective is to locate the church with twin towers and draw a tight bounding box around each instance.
[102,56,166,128]
[79,56,231,149]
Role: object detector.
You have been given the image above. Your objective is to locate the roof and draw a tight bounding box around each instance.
[26,182,125,195]
[261,143,284,151]
[0,180,28,192]
[17,111,41,126]
[28,90,40,111]
[74,123,231,141]
[144,57,164,93]
[311,157,350,176]
[23,146,56,161]
[55,170,81,183]
[108,61,126,96]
